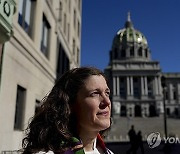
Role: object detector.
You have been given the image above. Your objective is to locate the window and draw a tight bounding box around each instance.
[166,108,170,116]
[122,33,126,43]
[138,47,142,57]
[77,47,79,64]
[77,20,80,38]
[173,91,177,100]
[114,48,118,59]
[120,105,127,117]
[58,2,62,22]
[120,78,126,98]
[130,47,134,56]
[73,9,76,28]
[145,49,148,58]
[148,86,153,97]
[73,39,75,55]
[135,105,142,117]
[120,87,126,98]
[147,77,153,97]
[165,91,168,100]
[41,15,50,57]
[133,77,140,98]
[18,0,35,37]
[56,42,70,78]
[174,108,179,117]
[120,77,125,83]
[67,23,70,42]
[63,13,66,35]
[134,87,140,98]
[121,49,126,57]
[133,77,138,83]
[14,85,26,130]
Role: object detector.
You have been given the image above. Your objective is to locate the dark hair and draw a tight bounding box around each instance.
[22,67,109,153]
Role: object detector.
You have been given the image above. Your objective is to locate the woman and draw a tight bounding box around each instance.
[22,67,113,154]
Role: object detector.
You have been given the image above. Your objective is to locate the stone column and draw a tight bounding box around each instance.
[127,76,130,96]
[177,84,180,103]
[169,84,173,100]
[113,76,116,95]
[154,77,158,95]
[117,76,120,95]
[130,76,133,96]
[178,84,180,95]
[144,77,148,95]
[156,76,160,95]
[141,76,145,95]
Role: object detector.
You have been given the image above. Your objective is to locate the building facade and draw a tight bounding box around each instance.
[0,0,16,86]
[162,73,180,118]
[0,0,82,152]
[105,13,180,119]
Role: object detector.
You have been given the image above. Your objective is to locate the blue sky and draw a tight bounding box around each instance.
[81,0,180,72]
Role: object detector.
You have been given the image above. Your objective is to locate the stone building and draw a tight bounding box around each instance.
[0,0,82,152]
[105,13,180,118]
[162,73,180,118]
[0,0,16,85]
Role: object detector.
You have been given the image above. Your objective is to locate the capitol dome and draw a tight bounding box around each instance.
[111,13,151,61]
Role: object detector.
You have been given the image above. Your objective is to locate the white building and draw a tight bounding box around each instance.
[162,73,180,118]
[105,13,180,118]
[0,0,82,152]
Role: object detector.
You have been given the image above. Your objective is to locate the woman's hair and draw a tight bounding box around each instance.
[22,67,109,153]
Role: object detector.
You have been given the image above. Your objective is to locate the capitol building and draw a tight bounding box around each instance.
[105,13,180,119]
[104,13,180,141]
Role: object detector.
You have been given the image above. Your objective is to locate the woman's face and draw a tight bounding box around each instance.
[74,75,111,133]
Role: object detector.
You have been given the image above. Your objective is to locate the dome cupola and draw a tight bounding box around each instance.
[111,12,151,62]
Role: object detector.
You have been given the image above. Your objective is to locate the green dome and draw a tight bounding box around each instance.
[117,27,148,45]
[113,13,148,47]
[110,13,151,62]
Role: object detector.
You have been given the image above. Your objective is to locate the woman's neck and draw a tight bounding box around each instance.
[78,130,98,151]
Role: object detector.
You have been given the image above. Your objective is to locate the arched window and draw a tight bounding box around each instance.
[121,49,126,58]
[174,108,179,117]
[120,105,127,117]
[135,105,142,117]
[138,47,143,57]
[145,49,148,58]
[149,105,156,117]
[130,47,134,56]
[114,48,118,59]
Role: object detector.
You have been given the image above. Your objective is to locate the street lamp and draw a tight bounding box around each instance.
[161,75,168,138]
